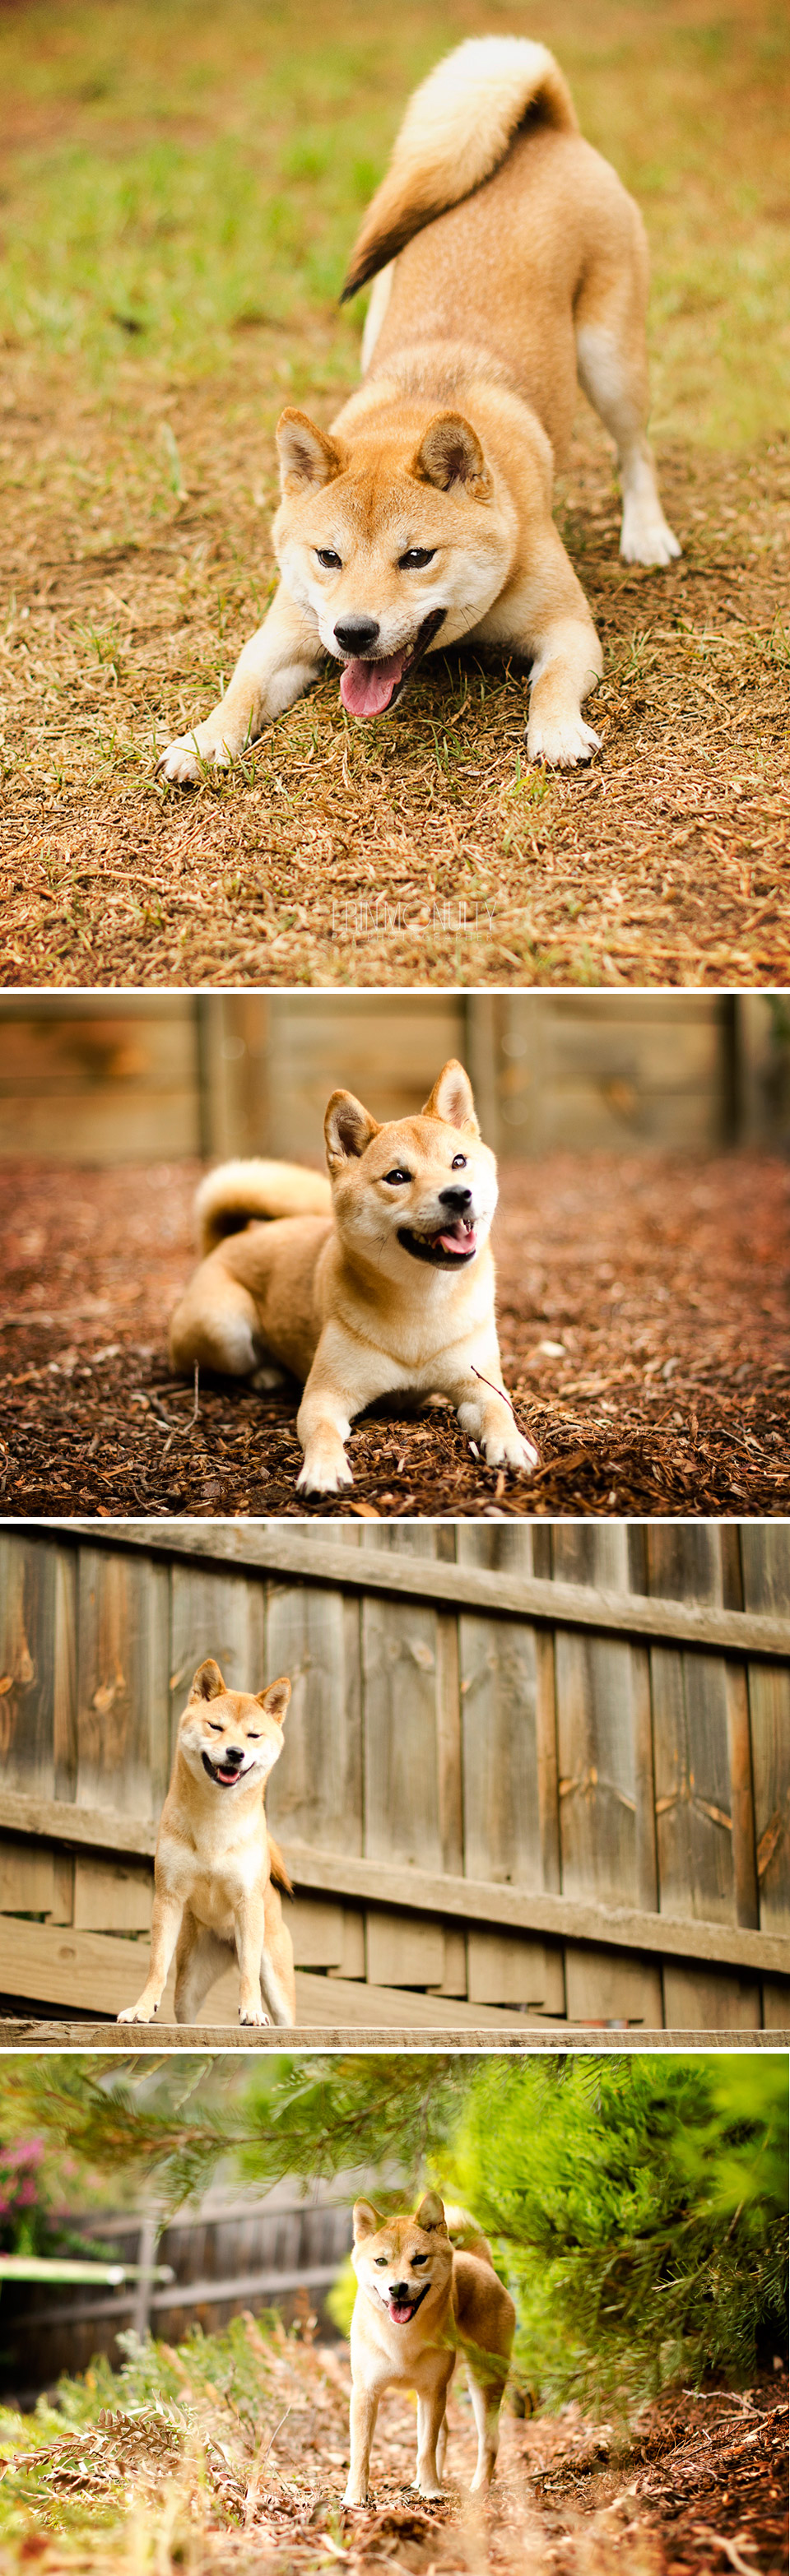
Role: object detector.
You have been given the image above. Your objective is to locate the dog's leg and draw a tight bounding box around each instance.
[170,1264,263,1380]
[466,2366,504,2492]
[479,524,602,769]
[157,583,325,787]
[415,2388,448,2499]
[436,1335,539,1475]
[574,208,681,569]
[296,1330,397,1494]
[173,1919,232,2026]
[343,2385,379,2506]
[435,2413,448,2482]
[117,1891,183,2023]
[234,1891,272,2026]
[259,1881,296,2027]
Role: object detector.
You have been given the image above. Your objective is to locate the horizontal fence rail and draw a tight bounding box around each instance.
[2,1521,789,2031]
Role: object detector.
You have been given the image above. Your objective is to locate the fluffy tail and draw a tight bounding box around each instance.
[195,1158,332,1256]
[444,2202,495,2267]
[342,35,578,299]
[268,1834,293,1899]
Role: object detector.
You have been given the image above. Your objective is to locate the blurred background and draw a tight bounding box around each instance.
[0,994,788,1163]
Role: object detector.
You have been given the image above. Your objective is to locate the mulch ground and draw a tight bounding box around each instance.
[1,380,788,990]
[1,2335,786,2576]
[1,1149,788,1520]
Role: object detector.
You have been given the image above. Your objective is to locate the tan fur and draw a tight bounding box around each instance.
[344,2191,515,2505]
[168,1059,538,1496]
[159,34,678,788]
[117,1661,295,2029]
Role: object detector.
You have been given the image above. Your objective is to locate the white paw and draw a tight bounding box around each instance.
[415,2479,444,2501]
[620,510,681,567]
[239,2004,271,2027]
[157,726,235,786]
[117,2001,159,2024]
[296,1450,354,1496]
[482,1427,539,1474]
[527,716,602,768]
[342,2489,369,2509]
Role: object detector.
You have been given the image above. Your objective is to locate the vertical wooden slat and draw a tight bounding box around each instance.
[434,1608,467,1997]
[740,1526,790,2027]
[458,1527,564,2014]
[360,1528,444,1990]
[73,1545,170,1933]
[0,1534,60,1915]
[648,1525,761,2029]
[552,1524,662,2026]
[266,1576,363,1975]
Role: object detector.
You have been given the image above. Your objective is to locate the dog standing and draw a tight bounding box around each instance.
[118,1659,295,2028]
[168,1058,537,1495]
[159,33,678,787]
[343,2192,515,2504]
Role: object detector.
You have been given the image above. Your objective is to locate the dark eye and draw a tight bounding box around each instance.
[247,1731,260,1741]
[451,1153,467,1170]
[411,2253,428,2267]
[208,1721,223,1732]
[374,2256,388,2267]
[383,1167,411,1185]
[316,547,342,569]
[398,547,435,569]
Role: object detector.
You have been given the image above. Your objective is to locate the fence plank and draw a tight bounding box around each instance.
[265,1572,362,1973]
[0,1534,62,1916]
[360,1529,444,1990]
[647,1527,760,2029]
[458,1526,563,2013]
[552,1526,663,2025]
[72,1548,170,1935]
[741,1527,790,2026]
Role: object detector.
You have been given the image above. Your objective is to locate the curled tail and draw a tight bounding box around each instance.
[342,35,578,299]
[195,1158,332,1256]
[444,2202,495,2267]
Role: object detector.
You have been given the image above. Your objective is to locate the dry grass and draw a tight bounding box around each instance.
[2,1148,788,1518]
[0,0,788,989]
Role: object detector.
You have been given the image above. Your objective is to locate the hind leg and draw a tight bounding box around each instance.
[574,198,681,568]
[466,2366,504,2493]
[258,1881,296,2027]
[169,1249,281,1382]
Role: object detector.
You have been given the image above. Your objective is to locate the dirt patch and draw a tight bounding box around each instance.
[1,2336,786,2576]
[1,409,788,991]
[1,1149,787,1518]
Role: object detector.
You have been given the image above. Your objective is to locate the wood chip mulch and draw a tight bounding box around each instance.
[1,1149,788,1520]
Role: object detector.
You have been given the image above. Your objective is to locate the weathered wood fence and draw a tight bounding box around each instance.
[0,2180,351,2396]
[1,1521,789,2030]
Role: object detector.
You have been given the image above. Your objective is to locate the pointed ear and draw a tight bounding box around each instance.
[257,1675,290,1724]
[352,2199,382,2242]
[190,1658,225,1701]
[324,1088,380,1173]
[411,412,491,496]
[415,2191,447,2232]
[421,1060,480,1136]
[276,407,343,494]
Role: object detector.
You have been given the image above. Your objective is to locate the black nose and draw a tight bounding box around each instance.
[335,617,380,653]
[391,2281,410,2300]
[439,1185,472,1212]
[223,1746,244,1766]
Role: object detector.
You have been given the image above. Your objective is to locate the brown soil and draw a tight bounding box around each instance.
[1,1149,788,1519]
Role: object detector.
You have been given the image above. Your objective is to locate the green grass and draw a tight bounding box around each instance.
[0,0,788,443]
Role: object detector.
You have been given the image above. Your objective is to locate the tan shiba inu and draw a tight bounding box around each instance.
[159,34,678,788]
[168,1059,537,1496]
[344,2193,516,2504]
[118,1661,295,2028]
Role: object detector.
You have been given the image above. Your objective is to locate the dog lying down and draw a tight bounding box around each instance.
[159,31,679,787]
[344,2193,516,2504]
[169,1057,537,1497]
[118,1660,295,2029]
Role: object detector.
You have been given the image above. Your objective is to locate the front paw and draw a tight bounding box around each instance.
[415,2477,444,2500]
[296,1444,354,1496]
[118,1998,160,2024]
[620,508,681,567]
[482,1425,539,1475]
[239,2002,272,2027]
[527,714,602,768]
[157,722,237,786]
[342,2488,369,2509]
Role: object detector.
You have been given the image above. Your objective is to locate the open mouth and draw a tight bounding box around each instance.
[201,1752,247,1786]
[397,1217,478,1267]
[338,608,445,719]
[384,2285,430,2326]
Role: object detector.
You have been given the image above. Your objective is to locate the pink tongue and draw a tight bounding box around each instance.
[437,1228,475,1256]
[340,651,408,717]
[390,2301,414,2323]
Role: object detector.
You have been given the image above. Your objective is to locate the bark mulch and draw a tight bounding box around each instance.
[1,1149,788,1520]
[1,2335,786,2576]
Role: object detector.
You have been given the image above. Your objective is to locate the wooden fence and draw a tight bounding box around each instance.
[0,2179,351,2395]
[1,1521,789,2031]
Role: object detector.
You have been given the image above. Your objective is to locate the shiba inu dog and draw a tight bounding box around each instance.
[168,1058,537,1495]
[159,34,678,788]
[343,2193,516,2505]
[118,1660,295,2028]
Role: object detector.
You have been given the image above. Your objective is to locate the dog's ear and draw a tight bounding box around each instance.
[421,1060,480,1136]
[324,1088,380,1172]
[352,2199,382,2241]
[411,411,491,497]
[414,2191,447,2232]
[276,408,344,493]
[189,1658,226,1701]
[257,1675,291,1724]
